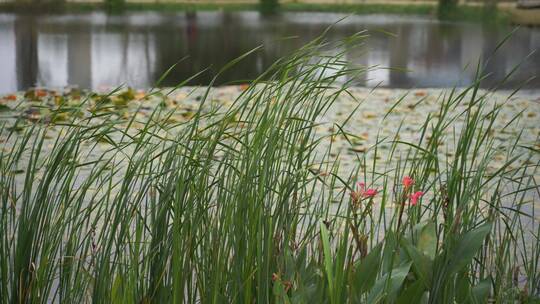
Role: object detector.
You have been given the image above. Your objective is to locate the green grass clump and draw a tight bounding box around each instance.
[0,33,538,303]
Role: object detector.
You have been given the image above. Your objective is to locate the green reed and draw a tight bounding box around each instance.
[0,34,538,303]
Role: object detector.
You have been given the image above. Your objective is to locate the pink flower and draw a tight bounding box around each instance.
[363,188,378,198]
[409,191,424,206]
[402,176,414,189]
[351,181,378,201]
[357,181,378,198]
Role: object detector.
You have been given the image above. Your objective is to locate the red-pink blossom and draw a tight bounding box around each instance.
[409,191,424,206]
[351,181,378,201]
[402,176,414,189]
[363,188,378,198]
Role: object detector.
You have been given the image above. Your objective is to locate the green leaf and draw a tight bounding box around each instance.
[367,262,412,304]
[401,238,433,289]
[417,221,437,259]
[320,221,335,303]
[471,279,491,304]
[381,230,399,274]
[284,247,296,279]
[273,280,291,304]
[455,271,472,303]
[396,280,427,304]
[293,260,322,303]
[353,243,383,294]
[111,274,124,304]
[449,222,492,275]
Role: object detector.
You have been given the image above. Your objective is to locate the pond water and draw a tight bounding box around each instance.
[0,11,539,94]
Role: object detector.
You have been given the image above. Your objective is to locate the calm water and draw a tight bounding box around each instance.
[0,11,539,94]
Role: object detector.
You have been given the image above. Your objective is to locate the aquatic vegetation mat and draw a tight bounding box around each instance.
[0,34,539,303]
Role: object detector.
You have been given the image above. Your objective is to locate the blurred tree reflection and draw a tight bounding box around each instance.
[260,0,279,15]
[15,15,37,89]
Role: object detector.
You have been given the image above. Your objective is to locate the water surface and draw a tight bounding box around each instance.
[0,11,539,94]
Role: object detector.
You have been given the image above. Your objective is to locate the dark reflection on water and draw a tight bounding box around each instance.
[0,11,539,94]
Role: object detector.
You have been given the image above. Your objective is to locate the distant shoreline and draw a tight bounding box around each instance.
[2,2,537,25]
[0,2,520,24]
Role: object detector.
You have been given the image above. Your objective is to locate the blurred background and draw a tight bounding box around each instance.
[0,0,539,94]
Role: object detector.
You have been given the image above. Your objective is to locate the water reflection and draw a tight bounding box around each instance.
[0,11,539,94]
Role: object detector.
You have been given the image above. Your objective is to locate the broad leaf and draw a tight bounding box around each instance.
[471,278,491,304]
[455,271,472,303]
[449,222,492,275]
[401,238,433,288]
[396,280,427,304]
[417,221,437,259]
[353,242,383,294]
[381,230,399,274]
[367,262,412,303]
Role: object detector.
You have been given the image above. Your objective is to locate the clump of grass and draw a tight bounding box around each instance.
[0,33,538,303]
